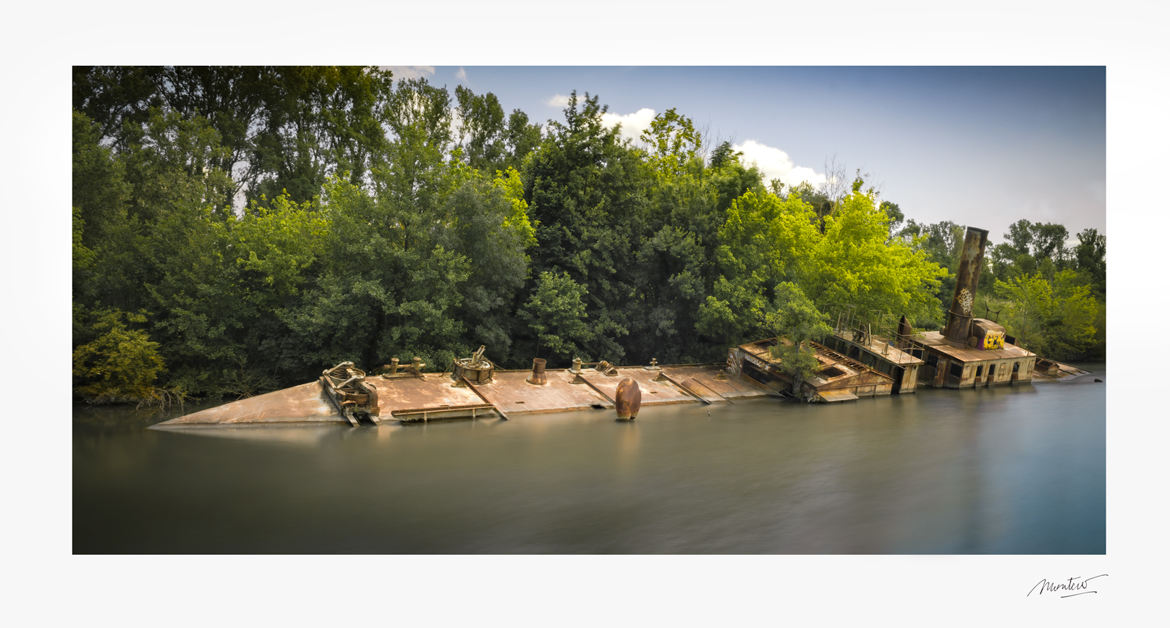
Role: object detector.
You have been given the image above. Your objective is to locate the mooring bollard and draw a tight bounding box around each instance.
[527,357,547,385]
[615,377,641,421]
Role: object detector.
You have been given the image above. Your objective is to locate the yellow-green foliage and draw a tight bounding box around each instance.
[73,310,165,402]
[231,194,329,293]
[808,191,944,328]
[699,188,945,344]
[492,167,538,250]
[994,270,1098,360]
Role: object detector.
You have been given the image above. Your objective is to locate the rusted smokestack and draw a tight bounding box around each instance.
[943,226,989,343]
[527,358,547,385]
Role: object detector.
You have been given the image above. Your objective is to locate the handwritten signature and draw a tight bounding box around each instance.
[1027,574,1108,598]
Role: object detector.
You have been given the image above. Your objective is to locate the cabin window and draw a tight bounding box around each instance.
[950,362,964,378]
[1012,361,1020,373]
[976,365,983,377]
[926,353,938,366]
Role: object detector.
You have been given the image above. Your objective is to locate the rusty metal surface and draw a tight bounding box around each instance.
[896,315,914,349]
[160,361,774,427]
[734,339,894,400]
[807,340,894,385]
[661,365,769,399]
[916,330,1035,361]
[363,374,487,416]
[527,358,547,385]
[832,332,923,365]
[615,377,642,419]
[678,377,728,403]
[1031,360,1090,382]
[160,382,342,426]
[469,370,611,415]
[578,367,696,406]
[817,389,860,403]
[452,345,494,384]
[944,226,989,343]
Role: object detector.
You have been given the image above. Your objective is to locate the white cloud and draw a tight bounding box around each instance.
[546,93,571,108]
[733,139,827,189]
[455,67,467,82]
[600,108,656,144]
[380,66,436,81]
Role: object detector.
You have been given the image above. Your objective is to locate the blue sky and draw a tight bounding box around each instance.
[394,66,1105,245]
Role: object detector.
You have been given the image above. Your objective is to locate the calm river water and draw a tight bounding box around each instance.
[73,365,1105,554]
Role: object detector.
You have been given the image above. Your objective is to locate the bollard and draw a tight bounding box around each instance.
[615,377,642,421]
[527,357,547,385]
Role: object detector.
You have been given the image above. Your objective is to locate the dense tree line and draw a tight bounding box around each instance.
[72,66,1105,403]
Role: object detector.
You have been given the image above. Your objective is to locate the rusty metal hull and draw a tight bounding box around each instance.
[161,382,344,426]
[915,330,1037,388]
[470,370,612,415]
[731,338,895,401]
[153,364,773,428]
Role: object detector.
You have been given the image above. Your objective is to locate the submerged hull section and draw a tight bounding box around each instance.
[160,382,343,426]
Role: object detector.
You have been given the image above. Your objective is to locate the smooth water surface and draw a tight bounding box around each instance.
[74,366,1105,554]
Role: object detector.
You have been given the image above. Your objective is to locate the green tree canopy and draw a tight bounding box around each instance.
[766,282,833,397]
[994,270,1098,360]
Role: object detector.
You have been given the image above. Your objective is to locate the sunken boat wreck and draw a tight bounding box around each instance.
[154,226,1089,429]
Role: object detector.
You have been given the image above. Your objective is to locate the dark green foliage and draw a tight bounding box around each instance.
[523,91,651,362]
[879,201,904,237]
[71,67,1106,403]
[1073,228,1106,296]
[520,271,594,362]
[454,85,507,172]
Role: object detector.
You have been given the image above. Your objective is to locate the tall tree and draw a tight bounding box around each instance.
[502,109,543,171]
[766,282,833,397]
[520,271,595,362]
[453,85,507,172]
[1073,227,1106,296]
[523,91,650,362]
[697,189,821,345]
[806,191,944,331]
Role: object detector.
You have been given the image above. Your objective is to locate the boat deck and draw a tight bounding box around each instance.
[915,330,1035,361]
[154,364,772,427]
